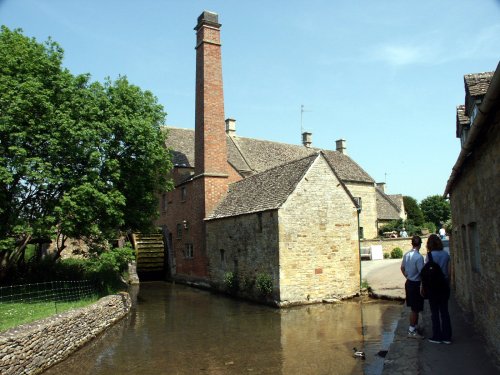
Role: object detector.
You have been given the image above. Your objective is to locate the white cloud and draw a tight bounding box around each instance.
[377,45,424,66]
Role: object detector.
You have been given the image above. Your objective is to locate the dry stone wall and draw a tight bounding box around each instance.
[361,236,430,256]
[0,293,131,375]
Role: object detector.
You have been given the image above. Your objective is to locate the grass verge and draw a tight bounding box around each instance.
[0,297,98,332]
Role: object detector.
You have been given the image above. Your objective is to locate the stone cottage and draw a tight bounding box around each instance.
[375,182,406,233]
[155,11,403,304]
[205,152,359,305]
[444,63,500,361]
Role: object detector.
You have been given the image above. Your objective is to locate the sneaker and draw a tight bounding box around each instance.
[407,330,424,339]
[442,340,451,345]
[428,338,441,344]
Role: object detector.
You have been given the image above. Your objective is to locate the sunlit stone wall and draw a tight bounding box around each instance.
[278,156,360,304]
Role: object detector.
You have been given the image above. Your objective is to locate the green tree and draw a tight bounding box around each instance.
[420,195,451,230]
[403,196,424,226]
[0,27,172,270]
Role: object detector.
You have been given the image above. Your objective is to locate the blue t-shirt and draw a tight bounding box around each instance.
[425,250,450,279]
[402,248,424,282]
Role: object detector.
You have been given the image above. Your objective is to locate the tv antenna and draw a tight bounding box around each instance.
[300,104,312,141]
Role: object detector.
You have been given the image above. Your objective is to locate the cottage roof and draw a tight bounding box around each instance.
[162,127,374,183]
[376,188,401,220]
[464,71,494,98]
[445,63,500,196]
[464,71,494,114]
[207,153,319,220]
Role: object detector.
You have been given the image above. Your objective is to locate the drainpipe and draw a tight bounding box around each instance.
[357,205,362,291]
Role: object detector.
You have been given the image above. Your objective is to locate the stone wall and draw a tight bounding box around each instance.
[0,293,131,375]
[344,181,378,239]
[206,210,280,301]
[360,236,429,256]
[278,156,359,304]
[448,111,500,362]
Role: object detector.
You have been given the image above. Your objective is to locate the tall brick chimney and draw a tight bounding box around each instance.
[194,11,227,176]
[193,10,229,218]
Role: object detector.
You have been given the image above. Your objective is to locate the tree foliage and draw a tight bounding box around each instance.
[420,195,451,230]
[0,26,172,269]
[403,196,424,226]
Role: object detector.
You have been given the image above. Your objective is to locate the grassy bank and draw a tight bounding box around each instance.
[0,296,98,332]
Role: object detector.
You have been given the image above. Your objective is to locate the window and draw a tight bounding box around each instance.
[354,197,362,211]
[184,243,193,259]
[176,224,182,239]
[359,227,364,239]
[181,187,187,201]
[460,126,470,147]
[220,249,225,265]
[461,224,468,264]
[162,193,168,212]
[257,213,263,233]
[468,222,481,273]
[469,102,480,127]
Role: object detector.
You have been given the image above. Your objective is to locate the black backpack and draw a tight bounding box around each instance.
[420,252,448,298]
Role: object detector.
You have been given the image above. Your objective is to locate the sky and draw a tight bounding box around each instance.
[1,0,499,202]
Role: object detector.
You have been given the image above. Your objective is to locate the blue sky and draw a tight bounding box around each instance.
[1,0,499,201]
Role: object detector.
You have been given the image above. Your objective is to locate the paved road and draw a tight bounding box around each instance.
[361,259,405,299]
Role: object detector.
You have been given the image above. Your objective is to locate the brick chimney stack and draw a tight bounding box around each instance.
[194,11,227,176]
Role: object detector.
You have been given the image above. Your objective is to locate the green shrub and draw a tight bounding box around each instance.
[391,247,403,259]
[360,279,372,293]
[83,246,135,294]
[443,219,452,235]
[383,252,390,259]
[223,271,237,291]
[1,246,135,295]
[256,272,273,296]
[421,222,436,234]
[378,219,402,236]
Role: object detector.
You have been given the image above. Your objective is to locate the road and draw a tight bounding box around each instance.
[360,259,405,299]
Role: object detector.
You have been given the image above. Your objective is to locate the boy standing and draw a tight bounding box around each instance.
[401,235,425,338]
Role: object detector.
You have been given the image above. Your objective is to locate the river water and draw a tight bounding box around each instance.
[43,282,402,375]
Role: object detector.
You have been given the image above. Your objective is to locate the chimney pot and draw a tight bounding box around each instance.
[195,10,220,30]
[225,118,236,135]
[336,139,347,155]
[302,132,312,148]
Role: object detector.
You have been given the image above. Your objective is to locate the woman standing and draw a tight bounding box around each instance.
[424,234,452,344]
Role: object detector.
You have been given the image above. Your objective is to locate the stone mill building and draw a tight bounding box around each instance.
[155,11,405,306]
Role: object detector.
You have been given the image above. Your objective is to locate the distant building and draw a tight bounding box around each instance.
[155,11,404,305]
[444,62,500,360]
[375,182,406,232]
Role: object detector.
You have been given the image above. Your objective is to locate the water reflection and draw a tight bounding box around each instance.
[43,282,402,375]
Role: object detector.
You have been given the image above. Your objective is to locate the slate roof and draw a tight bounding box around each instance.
[162,127,374,184]
[207,153,319,219]
[376,188,401,220]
